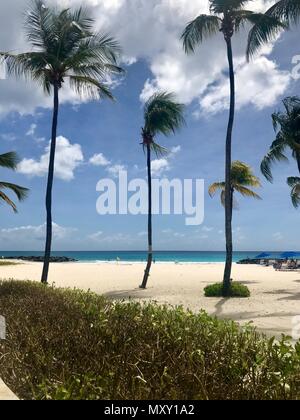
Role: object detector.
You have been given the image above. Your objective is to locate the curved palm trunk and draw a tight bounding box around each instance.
[140,143,153,289]
[223,38,235,297]
[41,82,59,284]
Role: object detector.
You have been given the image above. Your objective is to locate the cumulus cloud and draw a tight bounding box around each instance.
[199,56,291,115]
[0,0,290,117]
[151,158,170,177]
[151,145,181,176]
[17,136,84,181]
[89,153,111,167]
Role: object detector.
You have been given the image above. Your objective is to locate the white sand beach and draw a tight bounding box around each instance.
[1,261,300,338]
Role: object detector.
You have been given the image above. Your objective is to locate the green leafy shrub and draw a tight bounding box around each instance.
[204,282,250,298]
[0,280,299,400]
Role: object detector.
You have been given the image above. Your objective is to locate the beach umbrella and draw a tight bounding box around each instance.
[280,252,300,259]
[255,252,270,259]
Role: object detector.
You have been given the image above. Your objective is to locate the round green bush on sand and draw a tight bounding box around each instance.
[204,282,250,298]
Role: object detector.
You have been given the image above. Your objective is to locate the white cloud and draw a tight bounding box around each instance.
[107,164,126,178]
[0,222,76,244]
[88,231,103,241]
[151,144,181,176]
[89,153,111,167]
[17,136,84,181]
[25,123,45,143]
[0,0,290,117]
[151,158,170,177]
[200,56,291,115]
[26,123,37,137]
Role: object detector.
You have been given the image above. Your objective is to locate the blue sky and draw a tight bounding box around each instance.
[0,0,299,251]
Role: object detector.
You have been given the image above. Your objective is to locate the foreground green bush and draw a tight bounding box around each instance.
[204,282,250,298]
[0,280,299,400]
[0,261,19,266]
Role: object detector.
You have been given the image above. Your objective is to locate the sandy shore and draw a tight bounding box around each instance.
[1,261,300,339]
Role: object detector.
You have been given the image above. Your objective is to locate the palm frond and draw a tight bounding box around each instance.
[68,33,122,69]
[0,191,18,213]
[231,161,261,187]
[68,75,114,100]
[0,52,49,82]
[0,152,20,170]
[144,92,185,137]
[181,15,221,54]
[210,0,251,14]
[246,13,286,60]
[208,182,225,197]
[266,0,300,26]
[261,137,289,182]
[0,152,28,213]
[150,142,169,158]
[210,160,262,207]
[24,0,55,50]
[287,176,300,208]
[234,185,262,200]
[0,182,29,201]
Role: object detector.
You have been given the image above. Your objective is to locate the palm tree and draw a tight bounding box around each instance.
[139,92,185,289]
[181,0,282,296]
[0,152,28,212]
[209,160,261,212]
[1,0,123,283]
[287,176,300,207]
[261,97,300,181]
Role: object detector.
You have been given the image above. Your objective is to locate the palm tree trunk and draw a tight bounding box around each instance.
[140,143,153,289]
[41,82,59,284]
[223,38,235,297]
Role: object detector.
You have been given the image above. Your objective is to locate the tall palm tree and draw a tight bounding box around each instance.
[0,152,28,212]
[181,0,282,296]
[261,97,300,181]
[209,161,262,210]
[1,0,123,283]
[139,92,185,289]
[287,176,300,207]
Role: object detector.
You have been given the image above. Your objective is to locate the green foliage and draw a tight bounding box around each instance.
[143,92,185,138]
[209,161,261,208]
[0,0,123,99]
[0,152,29,213]
[0,261,19,266]
[181,0,284,59]
[266,0,300,26]
[204,282,251,298]
[1,281,300,400]
[287,177,300,208]
[261,97,300,183]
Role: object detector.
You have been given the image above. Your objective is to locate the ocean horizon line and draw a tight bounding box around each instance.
[1,250,296,264]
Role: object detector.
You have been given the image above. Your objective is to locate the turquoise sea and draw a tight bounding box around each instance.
[0,251,289,263]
